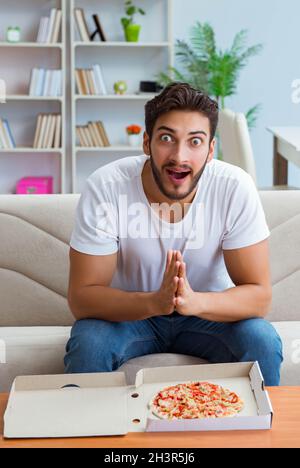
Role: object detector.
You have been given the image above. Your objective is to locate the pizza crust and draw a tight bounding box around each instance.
[148,381,244,420]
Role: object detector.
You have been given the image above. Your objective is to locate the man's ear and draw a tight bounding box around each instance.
[208,138,216,162]
[143,132,151,155]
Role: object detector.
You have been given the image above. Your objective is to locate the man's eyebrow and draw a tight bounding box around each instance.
[157,126,207,136]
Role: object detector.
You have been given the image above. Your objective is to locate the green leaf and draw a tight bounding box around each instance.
[126,6,136,16]
[155,72,173,87]
[245,103,262,130]
[124,1,146,18]
[239,44,263,67]
[121,17,131,28]
[190,22,216,59]
[230,29,248,56]
[176,39,199,64]
[156,67,189,86]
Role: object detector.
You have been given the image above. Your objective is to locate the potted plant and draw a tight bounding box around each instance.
[126,124,142,146]
[121,0,146,42]
[157,22,263,132]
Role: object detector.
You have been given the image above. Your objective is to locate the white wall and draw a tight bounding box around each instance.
[173,0,300,188]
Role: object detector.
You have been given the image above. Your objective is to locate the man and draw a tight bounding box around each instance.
[65,82,283,386]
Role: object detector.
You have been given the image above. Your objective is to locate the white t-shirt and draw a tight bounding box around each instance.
[70,154,270,293]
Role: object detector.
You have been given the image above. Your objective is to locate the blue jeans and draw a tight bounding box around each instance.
[64,312,283,386]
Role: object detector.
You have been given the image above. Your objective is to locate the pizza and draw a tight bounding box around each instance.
[149,381,244,420]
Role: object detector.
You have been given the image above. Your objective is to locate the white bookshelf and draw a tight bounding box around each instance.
[0,148,63,153]
[5,95,63,101]
[0,43,63,48]
[74,41,170,47]
[0,0,66,194]
[75,94,157,100]
[71,0,174,193]
[76,146,143,153]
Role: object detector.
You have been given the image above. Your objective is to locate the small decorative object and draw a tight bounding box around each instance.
[114,80,128,95]
[16,177,53,195]
[6,26,21,43]
[139,81,164,93]
[121,1,145,42]
[90,14,107,42]
[126,124,142,147]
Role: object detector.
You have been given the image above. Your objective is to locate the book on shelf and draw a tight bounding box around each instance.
[75,65,107,95]
[86,70,97,95]
[54,115,62,149]
[97,121,110,146]
[0,118,16,149]
[76,120,110,148]
[33,114,61,149]
[93,65,107,95]
[74,8,90,42]
[29,69,62,97]
[36,8,62,43]
[91,14,107,42]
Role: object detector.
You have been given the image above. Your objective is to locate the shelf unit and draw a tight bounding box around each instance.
[4,96,63,101]
[74,41,171,48]
[75,94,157,100]
[0,0,66,194]
[0,43,63,48]
[70,0,174,194]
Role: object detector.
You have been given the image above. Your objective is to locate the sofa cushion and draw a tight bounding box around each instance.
[261,191,300,322]
[0,327,71,392]
[0,195,78,327]
[272,322,300,387]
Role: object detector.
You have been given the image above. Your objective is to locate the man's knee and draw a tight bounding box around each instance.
[234,318,283,362]
[64,319,123,374]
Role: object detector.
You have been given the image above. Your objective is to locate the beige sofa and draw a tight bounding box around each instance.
[0,192,300,392]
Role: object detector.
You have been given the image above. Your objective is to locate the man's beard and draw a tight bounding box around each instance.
[149,150,210,201]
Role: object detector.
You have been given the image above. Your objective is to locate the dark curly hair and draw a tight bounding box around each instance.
[145,82,219,143]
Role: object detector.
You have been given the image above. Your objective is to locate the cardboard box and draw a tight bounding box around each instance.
[4,362,273,439]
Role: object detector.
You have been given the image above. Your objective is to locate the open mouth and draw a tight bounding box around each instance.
[166,169,192,180]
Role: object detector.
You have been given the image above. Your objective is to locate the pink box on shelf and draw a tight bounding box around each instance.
[16,177,53,195]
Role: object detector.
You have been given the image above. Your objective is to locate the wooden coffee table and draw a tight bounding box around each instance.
[0,387,300,448]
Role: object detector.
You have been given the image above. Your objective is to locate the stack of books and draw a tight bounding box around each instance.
[36,8,62,43]
[76,121,110,147]
[75,65,107,95]
[0,118,16,149]
[29,69,62,97]
[33,114,62,149]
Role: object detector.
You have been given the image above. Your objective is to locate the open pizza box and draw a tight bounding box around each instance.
[3,361,273,438]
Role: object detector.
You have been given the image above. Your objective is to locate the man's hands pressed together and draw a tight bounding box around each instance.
[153,249,200,317]
[174,251,200,316]
[154,250,180,316]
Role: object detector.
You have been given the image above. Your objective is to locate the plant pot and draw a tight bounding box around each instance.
[124,24,141,42]
[127,134,141,147]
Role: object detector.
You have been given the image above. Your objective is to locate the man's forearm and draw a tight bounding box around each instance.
[195,284,272,322]
[69,285,158,322]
